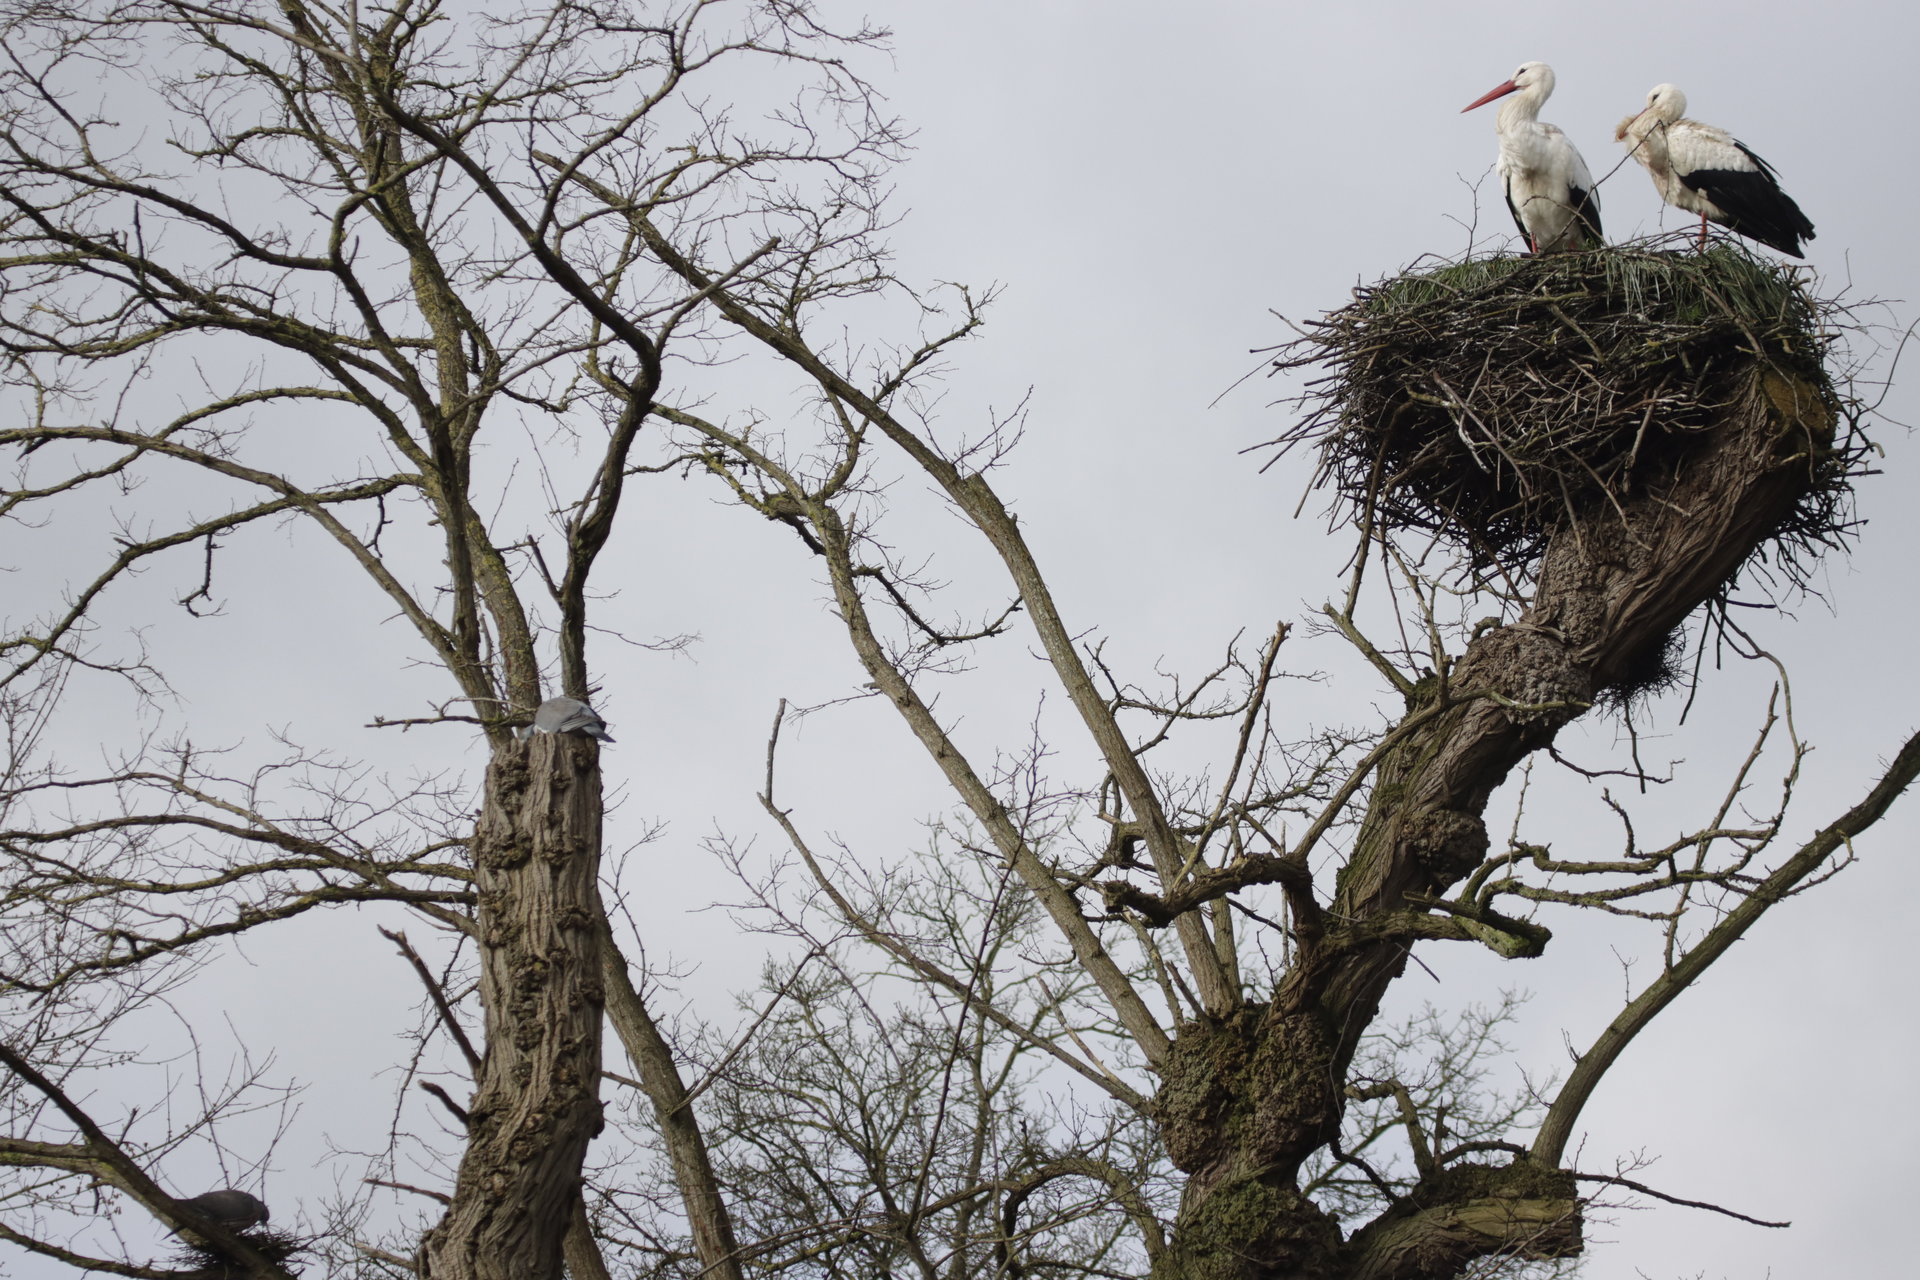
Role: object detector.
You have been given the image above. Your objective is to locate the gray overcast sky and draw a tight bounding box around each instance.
[7,1,1916,1276]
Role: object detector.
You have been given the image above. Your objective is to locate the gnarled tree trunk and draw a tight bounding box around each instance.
[420,734,606,1279]
[1154,368,1834,1280]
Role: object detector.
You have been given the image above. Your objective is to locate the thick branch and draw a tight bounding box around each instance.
[1315,371,1838,1066]
[598,927,745,1280]
[1532,725,1920,1164]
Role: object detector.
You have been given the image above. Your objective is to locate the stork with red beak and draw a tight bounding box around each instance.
[1616,85,1814,258]
[1462,62,1603,253]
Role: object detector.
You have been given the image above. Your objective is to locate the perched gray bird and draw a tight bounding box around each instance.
[520,696,615,743]
[180,1189,270,1230]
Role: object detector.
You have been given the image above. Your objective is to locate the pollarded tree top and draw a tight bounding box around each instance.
[1266,241,1862,595]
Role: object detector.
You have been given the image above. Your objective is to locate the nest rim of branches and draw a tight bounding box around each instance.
[1264,235,1872,608]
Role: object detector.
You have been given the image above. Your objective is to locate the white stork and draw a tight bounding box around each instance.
[1462,62,1603,253]
[1617,85,1814,258]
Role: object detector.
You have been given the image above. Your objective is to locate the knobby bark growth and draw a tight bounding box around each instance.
[420,735,605,1278]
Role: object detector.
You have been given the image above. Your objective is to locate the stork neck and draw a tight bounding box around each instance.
[1623,111,1663,151]
[1496,85,1545,133]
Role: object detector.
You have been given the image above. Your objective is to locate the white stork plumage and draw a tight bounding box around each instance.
[1617,85,1814,258]
[1462,62,1603,254]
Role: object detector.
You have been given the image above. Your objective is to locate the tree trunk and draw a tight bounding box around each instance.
[420,735,606,1279]
[1321,369,1834,1070]
[600,928,747,1280]
[1154,368,1833,1280]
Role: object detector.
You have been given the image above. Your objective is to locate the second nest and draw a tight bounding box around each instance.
[1272,242,1852,580]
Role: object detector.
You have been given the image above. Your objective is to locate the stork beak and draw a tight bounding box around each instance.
[1461,80,1518,113]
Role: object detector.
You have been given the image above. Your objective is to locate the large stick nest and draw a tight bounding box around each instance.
[1269,241,1868,592]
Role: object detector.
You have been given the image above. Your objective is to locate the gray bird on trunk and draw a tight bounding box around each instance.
[519,696,615,743]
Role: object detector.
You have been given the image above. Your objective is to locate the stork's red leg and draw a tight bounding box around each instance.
[1697,213,1708,250]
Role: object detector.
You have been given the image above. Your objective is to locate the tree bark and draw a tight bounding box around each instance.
[1154,368,1835,1280]
[420,735,606,1279]
[563,1196,617,1280]
[1319,369,1835,1066]
[1342,1162,1580,1280]
[600,930,747,1280]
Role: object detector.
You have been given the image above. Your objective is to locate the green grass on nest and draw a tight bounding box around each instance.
[1267,237,1867,591]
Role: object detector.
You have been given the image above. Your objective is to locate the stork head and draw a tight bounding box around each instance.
[1643,83,1687,122]
[1617,83,1686,140]
[1462,61,1554,113]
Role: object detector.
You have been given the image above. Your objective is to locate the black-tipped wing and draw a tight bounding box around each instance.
[1568,178,1602,245]
[1501,175,1530,243]
[1671,124,1814,257]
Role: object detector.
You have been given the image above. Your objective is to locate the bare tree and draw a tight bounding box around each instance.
[581,223,1914,1277]
[0,1,899,1276]
[1,4,1914,1280]
[686,846,1168,1280]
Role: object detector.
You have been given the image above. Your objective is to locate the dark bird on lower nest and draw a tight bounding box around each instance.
[181,1189,271,1230]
